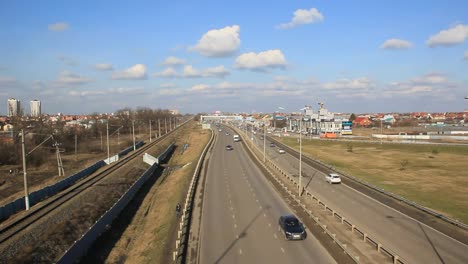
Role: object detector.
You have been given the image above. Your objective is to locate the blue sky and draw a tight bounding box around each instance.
[0,0,467,115]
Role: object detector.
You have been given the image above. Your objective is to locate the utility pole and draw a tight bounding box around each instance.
[106,123,110,162]
[263,125,266,162]
[132,120,136,151]
[74,133,77,161]
[149,120,152,143]
[21,130,30,210]
[299,119,303,196]
[165,118,167,134]
[158,118,161,137]
[380,118,383,144]
[100,131,103,151]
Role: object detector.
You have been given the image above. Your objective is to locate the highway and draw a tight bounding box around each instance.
[198,127,336,264]
[248,130,468,264]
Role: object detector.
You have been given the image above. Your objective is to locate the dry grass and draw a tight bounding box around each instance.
[277,137,468,223]
[0,135,136,204]
[105,122,210,264]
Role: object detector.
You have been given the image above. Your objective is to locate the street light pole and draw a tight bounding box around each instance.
[299,119,303,196]
[165,118,167,134]
[158,118,161,137]
[21,130,30,210]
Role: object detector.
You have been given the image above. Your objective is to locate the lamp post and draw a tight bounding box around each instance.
[165,118,168,134]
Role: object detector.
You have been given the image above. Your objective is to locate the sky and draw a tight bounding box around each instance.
[0,0,467,115]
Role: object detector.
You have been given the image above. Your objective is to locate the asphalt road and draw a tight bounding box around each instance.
[249,130,468,264]
[198,127,336,264]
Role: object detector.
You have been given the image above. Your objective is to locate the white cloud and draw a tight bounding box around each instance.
[183,65,229,78]
[155,65,229,78]
[160,83,177,88]
[384,73,450,96]
[154,67,179,78]
[0,76,17,86]
[323,77,374,90]
[112,64,147,80]
[69,87,145,97]
[159,89,183,96]
[380,38,412,49]
[55,71,93,85]
[58,55,78,66]
[235,49,287,71]
[464,51,468,60]
[278,8,324,29]
[182,65,200,78]
[48,22,70,32]
[411,73,447,84]
[426,24,468,47]
[190,84,210,92]
[94,63,114,71]
[190,25,241,57]
[163,56,186,66]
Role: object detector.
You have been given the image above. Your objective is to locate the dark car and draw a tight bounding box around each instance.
[270,142,275,147]
[225,145,233,150]
[278,215,306,240]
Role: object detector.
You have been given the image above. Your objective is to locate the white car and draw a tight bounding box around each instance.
[325,173,341,184]
[278,148,286,154]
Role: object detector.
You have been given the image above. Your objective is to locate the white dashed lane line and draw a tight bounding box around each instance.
[280,248,285,253]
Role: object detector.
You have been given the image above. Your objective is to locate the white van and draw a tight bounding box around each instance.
[233,135,241,142]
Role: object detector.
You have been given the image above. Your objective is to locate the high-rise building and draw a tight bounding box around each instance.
[30,99,41,117]
[7,98,21,117]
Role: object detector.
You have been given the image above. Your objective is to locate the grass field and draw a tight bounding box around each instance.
[276,137,468,224]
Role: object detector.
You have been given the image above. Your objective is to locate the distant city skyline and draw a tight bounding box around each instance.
[0,1,467,114]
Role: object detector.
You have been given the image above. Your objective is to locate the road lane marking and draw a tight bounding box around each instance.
[274,234,277,239]
[268,223,272,227]
[263,213,267,217]
[239,249,243,255]
[234,223,237,229]
[232,214,236,219]
[281,248,285,253]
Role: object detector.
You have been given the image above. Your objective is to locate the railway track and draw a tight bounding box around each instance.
[0,119,190,247]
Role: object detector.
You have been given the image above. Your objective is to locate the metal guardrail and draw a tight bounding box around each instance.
[233,126,406,264]
[174,128,214,263]
[268,136,468,231]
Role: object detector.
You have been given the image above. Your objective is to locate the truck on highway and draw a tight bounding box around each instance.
[233,134,241,142]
